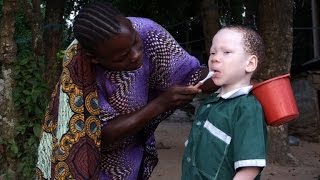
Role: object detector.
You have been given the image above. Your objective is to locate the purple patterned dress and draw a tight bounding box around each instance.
[96,17,203,179]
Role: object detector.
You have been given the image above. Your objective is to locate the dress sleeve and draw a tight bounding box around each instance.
[233,96,268,171]
[143,19,203,90]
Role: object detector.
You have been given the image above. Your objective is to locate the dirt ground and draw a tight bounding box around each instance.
[150,121,320,180]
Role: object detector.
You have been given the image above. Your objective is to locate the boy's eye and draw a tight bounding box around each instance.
[224,51,231,54]
[210,52,215,55]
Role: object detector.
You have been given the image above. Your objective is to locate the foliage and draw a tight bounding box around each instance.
[62,0,201,47]
[0,0,3,77]
[65,0,198,27]
[0,0,2,18]
[12,54,48,179]
[111,0,196,26]
[0,7,49,179]
[15,19,47,180]
[65,0,92,16]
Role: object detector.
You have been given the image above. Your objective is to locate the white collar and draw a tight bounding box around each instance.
[216,85,253,99]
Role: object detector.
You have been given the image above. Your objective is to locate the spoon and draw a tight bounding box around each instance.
[194,71,214,88]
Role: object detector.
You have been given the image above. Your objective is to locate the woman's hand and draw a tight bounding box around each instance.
[154,86,201,112]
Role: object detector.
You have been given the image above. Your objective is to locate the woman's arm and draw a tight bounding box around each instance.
[101,86,200,143]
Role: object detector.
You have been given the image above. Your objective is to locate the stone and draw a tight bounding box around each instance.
[289,76,320,142]
[288,135,300,146]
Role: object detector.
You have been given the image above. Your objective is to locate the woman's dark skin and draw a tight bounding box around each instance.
[90,16,216,143]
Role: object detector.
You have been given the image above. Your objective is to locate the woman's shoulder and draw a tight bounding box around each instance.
[127,17,167,36]
[127,17,161,27]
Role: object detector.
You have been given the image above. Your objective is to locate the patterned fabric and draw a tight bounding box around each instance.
[36,17,203,180]
[36,40,101,179]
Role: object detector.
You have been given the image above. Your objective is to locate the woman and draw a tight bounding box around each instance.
[35,2,215,179]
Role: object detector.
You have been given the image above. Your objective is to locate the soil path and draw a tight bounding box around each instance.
[150,122,320,180]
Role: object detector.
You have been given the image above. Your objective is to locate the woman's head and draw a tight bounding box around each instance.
[73,2,144,71]
[73,2,122,53]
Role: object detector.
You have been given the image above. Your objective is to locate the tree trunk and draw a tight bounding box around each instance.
[200,0,221,56]
[22,0,43,57]
[257,0,296,165]
[0,0,18,178]
[43,0,66,91]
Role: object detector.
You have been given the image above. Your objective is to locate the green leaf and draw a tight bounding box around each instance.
[28,136,36,146]
[24,75,32,80]
[26,97,31,105]
[19,58,29,65]
[33,123,41,138]
[10,141,19,155]
[31,94,38,103]
[34,106,43,115]
[23,90,30,95]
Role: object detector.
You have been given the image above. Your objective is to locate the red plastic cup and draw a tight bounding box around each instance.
[251,74,299,126]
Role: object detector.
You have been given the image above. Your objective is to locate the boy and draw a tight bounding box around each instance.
[182,26,268,180]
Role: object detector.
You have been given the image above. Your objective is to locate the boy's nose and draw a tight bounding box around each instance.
[210,57,219,63]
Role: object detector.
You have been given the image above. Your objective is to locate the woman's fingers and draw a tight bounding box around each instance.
[160,86,201,107]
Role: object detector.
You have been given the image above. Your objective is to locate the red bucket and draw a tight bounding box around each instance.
[251,74,299,126]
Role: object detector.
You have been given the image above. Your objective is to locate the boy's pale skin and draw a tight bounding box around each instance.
[208,28,260,180]
[209,28,257,94]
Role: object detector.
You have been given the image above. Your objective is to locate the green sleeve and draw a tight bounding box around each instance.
[233,96,268,170]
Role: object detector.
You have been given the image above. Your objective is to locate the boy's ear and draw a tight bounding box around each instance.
[245,55,257,73]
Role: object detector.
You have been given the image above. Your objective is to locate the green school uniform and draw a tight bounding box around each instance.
[182,86,268,180]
